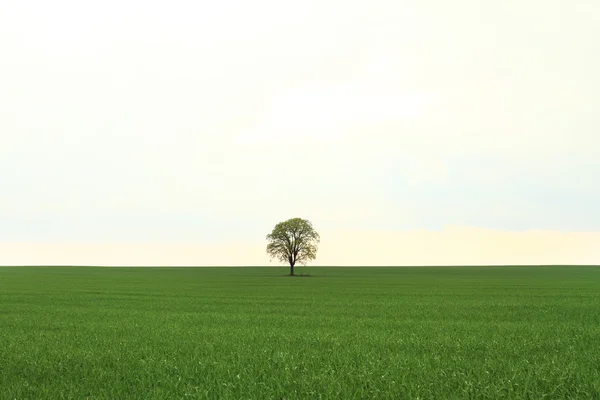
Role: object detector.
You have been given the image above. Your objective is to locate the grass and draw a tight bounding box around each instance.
[1,266,600,399]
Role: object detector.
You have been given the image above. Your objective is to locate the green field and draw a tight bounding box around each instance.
[1,266,599,399]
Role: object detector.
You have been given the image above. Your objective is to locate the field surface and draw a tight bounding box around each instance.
[1,266,600,399]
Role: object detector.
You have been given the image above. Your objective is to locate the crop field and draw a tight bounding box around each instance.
[1,266,599,399]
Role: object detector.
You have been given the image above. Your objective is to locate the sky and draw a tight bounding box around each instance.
[1,0,599,265]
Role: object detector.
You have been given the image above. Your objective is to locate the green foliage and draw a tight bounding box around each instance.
[266,217,319,272]
[1,266,600,399]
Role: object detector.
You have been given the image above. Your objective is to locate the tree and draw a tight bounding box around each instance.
[266,218,320,276]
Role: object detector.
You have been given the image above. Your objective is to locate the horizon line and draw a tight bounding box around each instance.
[2,264,599,268]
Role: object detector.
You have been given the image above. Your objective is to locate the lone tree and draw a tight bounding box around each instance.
[266,218,320,276]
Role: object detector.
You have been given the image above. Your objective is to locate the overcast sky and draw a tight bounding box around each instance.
[1,0,599,265]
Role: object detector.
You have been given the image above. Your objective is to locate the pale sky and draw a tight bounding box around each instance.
[1,0,599,265]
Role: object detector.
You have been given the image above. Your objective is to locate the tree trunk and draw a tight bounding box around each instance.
[290,262,295,276]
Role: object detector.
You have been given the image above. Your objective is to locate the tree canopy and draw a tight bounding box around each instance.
[266,218,320,276]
